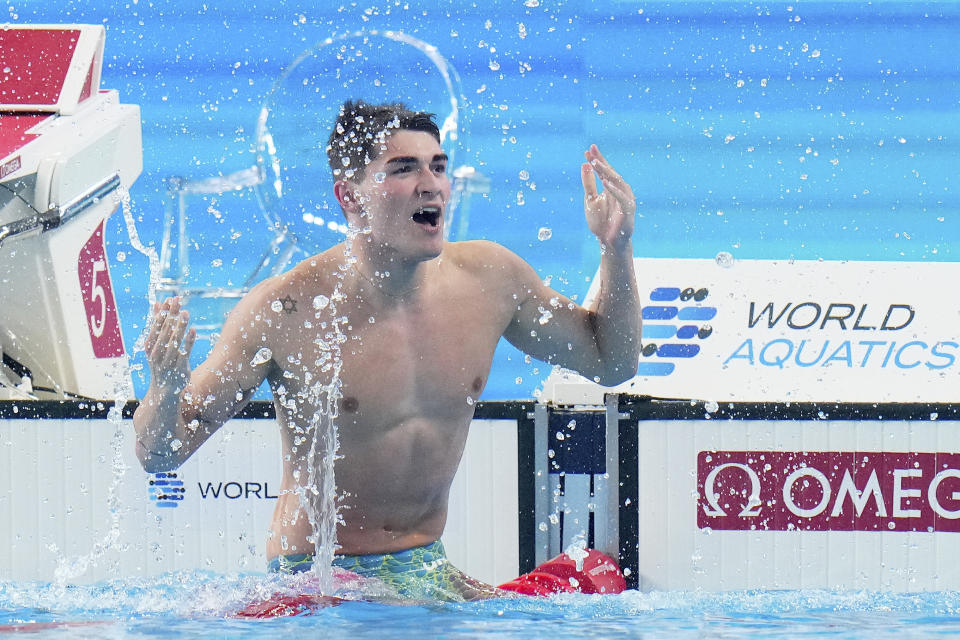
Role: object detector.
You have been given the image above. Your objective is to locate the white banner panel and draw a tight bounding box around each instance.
[543,258,960,403]
[637,418,960,591]
[0,417,518,585]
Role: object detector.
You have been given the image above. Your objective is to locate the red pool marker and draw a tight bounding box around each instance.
[499,549,627,596]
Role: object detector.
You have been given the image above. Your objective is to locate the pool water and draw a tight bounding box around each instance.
[3,573,960,639]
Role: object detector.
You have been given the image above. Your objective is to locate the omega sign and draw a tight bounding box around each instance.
[698,451,960,532]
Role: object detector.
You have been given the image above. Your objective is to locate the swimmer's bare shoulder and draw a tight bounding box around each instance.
[228,246,343,330]
[185,251,343,406]
[444,239,531,293]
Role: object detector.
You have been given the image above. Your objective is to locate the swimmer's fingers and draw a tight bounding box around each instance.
[581,145,636,252]
[145,297,180,357]
[143,301,166,356]
[586,145,635,214]
[158,311,191,372]
[598,176,636,217]
[585,144,621,183]
[181,326,197,358]
[147,308,177,366]
[580,160,600,201]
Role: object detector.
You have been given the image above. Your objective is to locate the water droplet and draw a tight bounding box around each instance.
[340,156,351,167]
[115,251,126,262]
[515,377,523,384]
[538,522,548,532]
[488,59,501,71]
[555,431,565,441]
[271,300,284,313]
[538,310,553,325]
[313,295,330,310]
[537,227,552,241]
[519,169,530,180]
[466,396,475,406]
[715,251,734,268]
[368,316,375,324]
[2,67,10,74]
[704,400,719,413]
[170,438,183,452]
[251,347,273,366]
[525,0,540,6]
[374,172,386,183]
[211,258,223,267]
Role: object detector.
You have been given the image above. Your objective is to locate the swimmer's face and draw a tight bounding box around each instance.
[338,130,449,260]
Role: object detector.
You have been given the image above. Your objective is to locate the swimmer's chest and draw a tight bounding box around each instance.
[273,295,506,416]
[337,302,501,410]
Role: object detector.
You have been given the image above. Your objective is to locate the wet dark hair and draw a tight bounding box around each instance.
[326,100,441,181]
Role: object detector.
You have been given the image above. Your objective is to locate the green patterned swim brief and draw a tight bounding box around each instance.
[268,540,502,602]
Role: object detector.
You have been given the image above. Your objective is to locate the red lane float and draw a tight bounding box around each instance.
[498,548,627,596]
[234,594,345,618]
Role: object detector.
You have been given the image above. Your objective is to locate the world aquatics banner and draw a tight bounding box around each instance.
[543,258,960,403]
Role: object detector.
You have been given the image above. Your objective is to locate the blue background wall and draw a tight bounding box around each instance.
[10,0,959,399]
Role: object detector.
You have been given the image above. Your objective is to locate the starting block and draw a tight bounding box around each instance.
[0,25,142,400]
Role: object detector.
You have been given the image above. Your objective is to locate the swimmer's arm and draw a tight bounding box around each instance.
[503,247,641,385]
[133,294,271,472]
[503,146,641,385]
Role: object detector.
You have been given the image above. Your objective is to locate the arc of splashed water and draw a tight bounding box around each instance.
[256,28,465,204]
[52,188,161,587]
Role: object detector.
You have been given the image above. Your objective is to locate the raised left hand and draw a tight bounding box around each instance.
[581,144,636,254]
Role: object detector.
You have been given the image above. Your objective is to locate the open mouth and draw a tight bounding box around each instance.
[411,206,442,228]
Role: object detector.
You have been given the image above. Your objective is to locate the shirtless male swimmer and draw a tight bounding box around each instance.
[133,100,641,601]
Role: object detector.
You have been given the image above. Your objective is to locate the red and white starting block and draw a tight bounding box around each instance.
[0,25,142,400]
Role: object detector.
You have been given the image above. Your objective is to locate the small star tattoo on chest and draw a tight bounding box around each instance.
[279,295,298,314]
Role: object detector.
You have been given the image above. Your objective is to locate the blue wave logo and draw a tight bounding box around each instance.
[149,472,185,508]
[639,287,717,376]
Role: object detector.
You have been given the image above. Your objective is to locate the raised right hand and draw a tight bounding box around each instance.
[144,297,197,392]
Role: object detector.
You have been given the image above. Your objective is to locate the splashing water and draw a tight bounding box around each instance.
[51,187,161,586]
[715,251,734,268]
[564,533,589,573]
[251,347,273,367]
[283,236,361,594]
[117,189,163,352]
[52,361,131,589]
